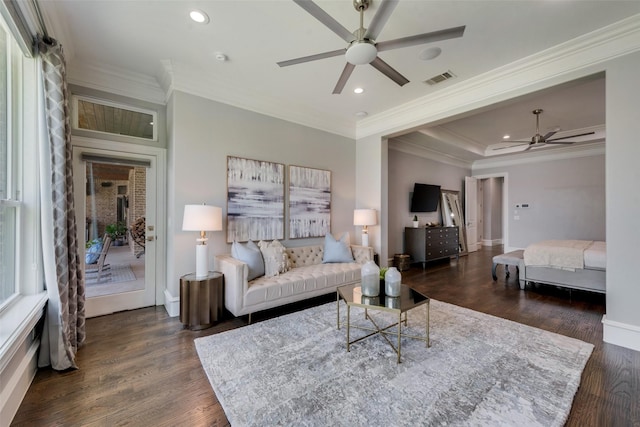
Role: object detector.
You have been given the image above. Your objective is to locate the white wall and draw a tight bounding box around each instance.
[476,153,605,249]
[387,148,471,258]
[166,91,356,308]
[355,135,384,260]
[603,51,640,350]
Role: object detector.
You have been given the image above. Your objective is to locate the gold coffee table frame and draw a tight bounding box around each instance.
[337,283,430,363]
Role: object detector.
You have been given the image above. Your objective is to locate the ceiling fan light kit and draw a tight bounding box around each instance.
[279,0,466,94]
[346,41,378,65]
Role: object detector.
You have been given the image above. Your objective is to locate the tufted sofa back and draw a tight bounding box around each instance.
[286,245,324,268]
[285,244,372,268]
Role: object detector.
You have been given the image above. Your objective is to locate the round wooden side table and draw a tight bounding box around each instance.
[179,271,223,330]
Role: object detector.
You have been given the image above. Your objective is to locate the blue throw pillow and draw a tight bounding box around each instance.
[322,233,354,263]
[85,240,103,264]
[232,240,265,281]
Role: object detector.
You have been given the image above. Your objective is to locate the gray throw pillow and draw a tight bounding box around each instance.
[322,233,354,263]
[232,240,265,281]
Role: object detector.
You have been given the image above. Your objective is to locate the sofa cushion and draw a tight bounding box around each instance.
[322,233,354,263]
[244,262,361,307]
[231,240,264,281]
[258,239,289,277]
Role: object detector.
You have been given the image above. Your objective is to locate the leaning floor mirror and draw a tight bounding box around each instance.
[441,189,468,256]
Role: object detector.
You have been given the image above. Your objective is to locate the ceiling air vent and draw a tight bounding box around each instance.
[424,70,456,86]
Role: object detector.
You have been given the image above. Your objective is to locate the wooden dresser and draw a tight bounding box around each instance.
[404,226,459,269]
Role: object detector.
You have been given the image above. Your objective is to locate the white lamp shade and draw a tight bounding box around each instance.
[182,204,223,231]
[353,209,377,226]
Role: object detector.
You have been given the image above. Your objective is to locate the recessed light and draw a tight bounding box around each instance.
[354,87,364,94]
[215,52,228,62]
[355,111,368,118]
[503,134,510,140]
[190,10,209,24]
[418,47,442,61]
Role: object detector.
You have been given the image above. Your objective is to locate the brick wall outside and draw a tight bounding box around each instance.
[86,179,128,240]
[129,167,146,257]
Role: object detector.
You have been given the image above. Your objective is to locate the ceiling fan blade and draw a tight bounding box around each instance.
[277,49,346,67]
[370,56,409,86]
[543,131,557,140]
[492,144,527,151]
[377,25,466,52]
[332,63,356,94]
[293,0,356,43]
[524,144,534,151]
[547,131,596,142]
[496,140,530,144]
[364,0,399,40]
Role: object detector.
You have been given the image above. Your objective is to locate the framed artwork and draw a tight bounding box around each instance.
[289,165,331,239]
[227,156,285,242]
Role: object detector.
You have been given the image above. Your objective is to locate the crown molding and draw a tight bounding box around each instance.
[472,141,606,171]
[162,62,355,139]
[418,127,486,157]
[390,137,473,169]
[66,60,166,105]
[356,14,640,140]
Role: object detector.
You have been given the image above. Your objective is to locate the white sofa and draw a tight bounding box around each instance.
[215,244,373,321]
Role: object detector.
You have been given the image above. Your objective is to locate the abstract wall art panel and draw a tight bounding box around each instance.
[227,156,284,242]
[289,165,331,239]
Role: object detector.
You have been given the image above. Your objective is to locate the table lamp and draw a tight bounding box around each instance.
[182,204,223,277]
[353,209,377,247]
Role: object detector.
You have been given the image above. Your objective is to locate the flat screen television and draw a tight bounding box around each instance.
[410,183,441,212]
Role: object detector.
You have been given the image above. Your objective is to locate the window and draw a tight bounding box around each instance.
[72,96,158,141]
[0,17,19,309]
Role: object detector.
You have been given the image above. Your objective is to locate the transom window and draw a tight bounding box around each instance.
[72,96,157,141]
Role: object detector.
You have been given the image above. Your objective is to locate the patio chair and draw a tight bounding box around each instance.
[86,234,112,283]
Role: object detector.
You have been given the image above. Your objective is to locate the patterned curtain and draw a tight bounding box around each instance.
[36,36,85,370]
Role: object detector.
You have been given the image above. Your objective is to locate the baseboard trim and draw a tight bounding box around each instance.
[0,340,38,427]
[481,239,503,247]
[163,289,180,318]
[602,315,640,352]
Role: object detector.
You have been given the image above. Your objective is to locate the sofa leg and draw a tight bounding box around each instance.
[248,313,252,325]
[492,263,498,281]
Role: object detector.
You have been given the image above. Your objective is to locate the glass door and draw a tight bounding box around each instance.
[73,148,157,317]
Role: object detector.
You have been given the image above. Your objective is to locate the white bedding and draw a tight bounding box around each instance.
[584,241,606,269]
[524,240,600,271]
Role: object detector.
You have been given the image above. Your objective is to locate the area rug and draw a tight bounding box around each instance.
[85,263,136,286]
[195,300,593,427]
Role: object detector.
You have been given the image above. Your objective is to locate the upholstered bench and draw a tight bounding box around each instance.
[492,250,524,281]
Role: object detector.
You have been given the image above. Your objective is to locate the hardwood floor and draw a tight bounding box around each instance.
[11,246,640,426]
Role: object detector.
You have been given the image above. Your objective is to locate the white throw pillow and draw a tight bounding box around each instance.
[258,240,289,277]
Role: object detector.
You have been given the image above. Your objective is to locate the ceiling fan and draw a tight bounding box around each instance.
[494,109,596,151]
[277,0,465,94]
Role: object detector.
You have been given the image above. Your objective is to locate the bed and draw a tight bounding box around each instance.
[519,240,606,293]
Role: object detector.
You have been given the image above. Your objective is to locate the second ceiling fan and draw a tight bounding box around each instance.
[494,109,596,151]
[277,0,466,94]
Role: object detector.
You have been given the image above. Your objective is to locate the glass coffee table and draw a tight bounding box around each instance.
[337,283,430,363]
